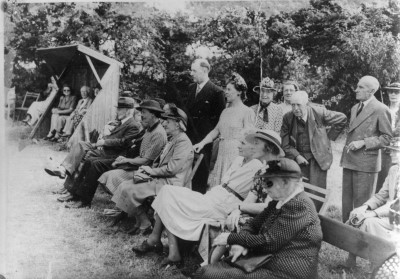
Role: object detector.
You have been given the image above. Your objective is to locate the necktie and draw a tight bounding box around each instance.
[260,103,270,123]
[356,102,364,117]
[297,117,306,127]
[195,85,201,96]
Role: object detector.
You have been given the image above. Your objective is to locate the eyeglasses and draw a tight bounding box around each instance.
[63,89,71,92]
[388,91,400,95]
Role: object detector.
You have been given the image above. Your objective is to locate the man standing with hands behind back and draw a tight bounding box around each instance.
[341,76,392,226]
[185,59,225,193]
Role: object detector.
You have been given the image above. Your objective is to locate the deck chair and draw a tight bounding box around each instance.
[13,91,40,122]
[303,182,331,215]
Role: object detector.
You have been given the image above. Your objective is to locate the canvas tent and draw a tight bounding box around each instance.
[30,44,123,147]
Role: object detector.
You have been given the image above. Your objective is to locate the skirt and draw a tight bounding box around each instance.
[98,169,134,194]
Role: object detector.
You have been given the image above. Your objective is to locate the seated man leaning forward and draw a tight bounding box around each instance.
[194,158,322,279]
[105,106,193,233]
[131,130,282,268]
[349,139,400,238]
[44,97,142,196]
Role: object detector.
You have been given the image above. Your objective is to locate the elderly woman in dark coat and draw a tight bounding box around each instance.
[194,158,322,279]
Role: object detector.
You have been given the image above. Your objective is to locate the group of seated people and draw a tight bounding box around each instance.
[22,76,100,142]
[40,72,400,278]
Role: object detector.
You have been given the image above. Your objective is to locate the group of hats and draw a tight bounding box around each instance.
[116,96,188,129]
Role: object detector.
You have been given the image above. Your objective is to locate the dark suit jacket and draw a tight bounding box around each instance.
[227,191,322,279]
[281,105,347,171]
[103,117,142,155]
[185,80,225,143]
[340,96,392,172]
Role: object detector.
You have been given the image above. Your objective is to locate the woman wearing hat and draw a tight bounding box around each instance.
[107,105,193,234]
[194,73,255,187]
[132,130,284,268]
[194,158,322,279]
[251,77,283,133]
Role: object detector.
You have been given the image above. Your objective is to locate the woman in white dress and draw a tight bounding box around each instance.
[194,73,255,187]
[132,130,284,268]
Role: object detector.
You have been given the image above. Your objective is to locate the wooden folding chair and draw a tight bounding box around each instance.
[13,91,40,122]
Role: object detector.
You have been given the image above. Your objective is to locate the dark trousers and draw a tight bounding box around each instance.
[376,150,392,193]
[192,144,212,194]
[300,157,327,212]
[75,157,116,203]
[342,168,377,223]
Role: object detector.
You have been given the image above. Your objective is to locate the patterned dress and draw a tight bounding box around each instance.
[194,191,322,279]
[251,102,283,133]
[208,103,255,187]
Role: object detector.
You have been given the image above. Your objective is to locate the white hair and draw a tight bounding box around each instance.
[291,90,309,104]
[360,76,380,93]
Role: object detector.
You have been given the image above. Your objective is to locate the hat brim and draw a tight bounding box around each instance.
[246,133,285,157]
[160,114,187,127]
[253,86,277,94]
[384,87,400,91]
[254,171,302,179]
[385,146,400,152]
[115,104,134,109]
[137,106,165,113]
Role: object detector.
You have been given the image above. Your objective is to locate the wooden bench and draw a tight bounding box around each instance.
[319,214,397,278]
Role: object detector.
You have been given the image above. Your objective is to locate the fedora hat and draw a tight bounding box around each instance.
[385,138,400,152]
[245,129,285,157]
[160,106,188,128]
[253,77,277,94]
[137,99,165,113]
[254,158,302,179]
[115,97,135,109]
[384,82,400,91]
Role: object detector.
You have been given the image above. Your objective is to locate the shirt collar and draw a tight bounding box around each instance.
[276,184,304,209]
[120,115,132,125]
[361,96,374,107]
[197,78,209,91]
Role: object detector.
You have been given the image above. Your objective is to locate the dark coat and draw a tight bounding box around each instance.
[281,105,347,171]
[185,80,225,143]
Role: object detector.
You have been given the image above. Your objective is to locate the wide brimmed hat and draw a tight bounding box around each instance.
[253,77,277,94]
[255,158,302,179]
[245,130,285,157]
[385,138,400,152]
[160,106,188,128]
[115,97,135,109]
[137,100,164,113]
[384,82,400,91]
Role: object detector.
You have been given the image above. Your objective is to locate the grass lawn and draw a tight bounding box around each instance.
[3,124,371,279]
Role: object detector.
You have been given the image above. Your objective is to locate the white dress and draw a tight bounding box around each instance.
[207,104,255,187]
[152,156,263,241]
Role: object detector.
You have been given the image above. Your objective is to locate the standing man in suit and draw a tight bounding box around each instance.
[185,59,225,193]
[341,76,393,225]
[44,97,142,190]
[281,91,347,210]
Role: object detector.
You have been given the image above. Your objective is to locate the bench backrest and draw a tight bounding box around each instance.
[303,182,330,215]
[319,214,396,267]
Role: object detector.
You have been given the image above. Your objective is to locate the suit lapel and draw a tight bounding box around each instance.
[194,80,212,103]
[159,135,178,165]
[289,113,298,148]
[349,97,377,132]
[109,118,130,135]
[307,106,316,142]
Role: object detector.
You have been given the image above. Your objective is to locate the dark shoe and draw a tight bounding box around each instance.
[159,257,184,269]
[132,240,163,255]
[44,167,66,179]
[52,187,68,195]
[108,212,128,227]
[127,225,152,236]
[44,135,54,140]
[57,194,77,203]
[65,201,91,209]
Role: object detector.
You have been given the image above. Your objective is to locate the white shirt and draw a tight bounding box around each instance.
[196,78,209,93]
[121,115,132,125]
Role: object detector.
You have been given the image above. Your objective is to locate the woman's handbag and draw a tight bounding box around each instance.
[224,254,273,273]
[133,171,152,184]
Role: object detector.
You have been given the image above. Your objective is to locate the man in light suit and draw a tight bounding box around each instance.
[185,59,225,193]
[341,76,392,226]
[281,91,347,211]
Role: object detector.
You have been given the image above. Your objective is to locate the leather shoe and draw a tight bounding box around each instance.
[159,257,184,269]
[52,187,68,195]
[44,167,66,179]
[65,201,91,209]
[57,194,77,202]
[132,240,163,255]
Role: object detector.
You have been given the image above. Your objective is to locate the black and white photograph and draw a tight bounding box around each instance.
[0,0,400,278]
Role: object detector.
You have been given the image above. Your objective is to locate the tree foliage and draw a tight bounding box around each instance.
[5,0,400,114]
